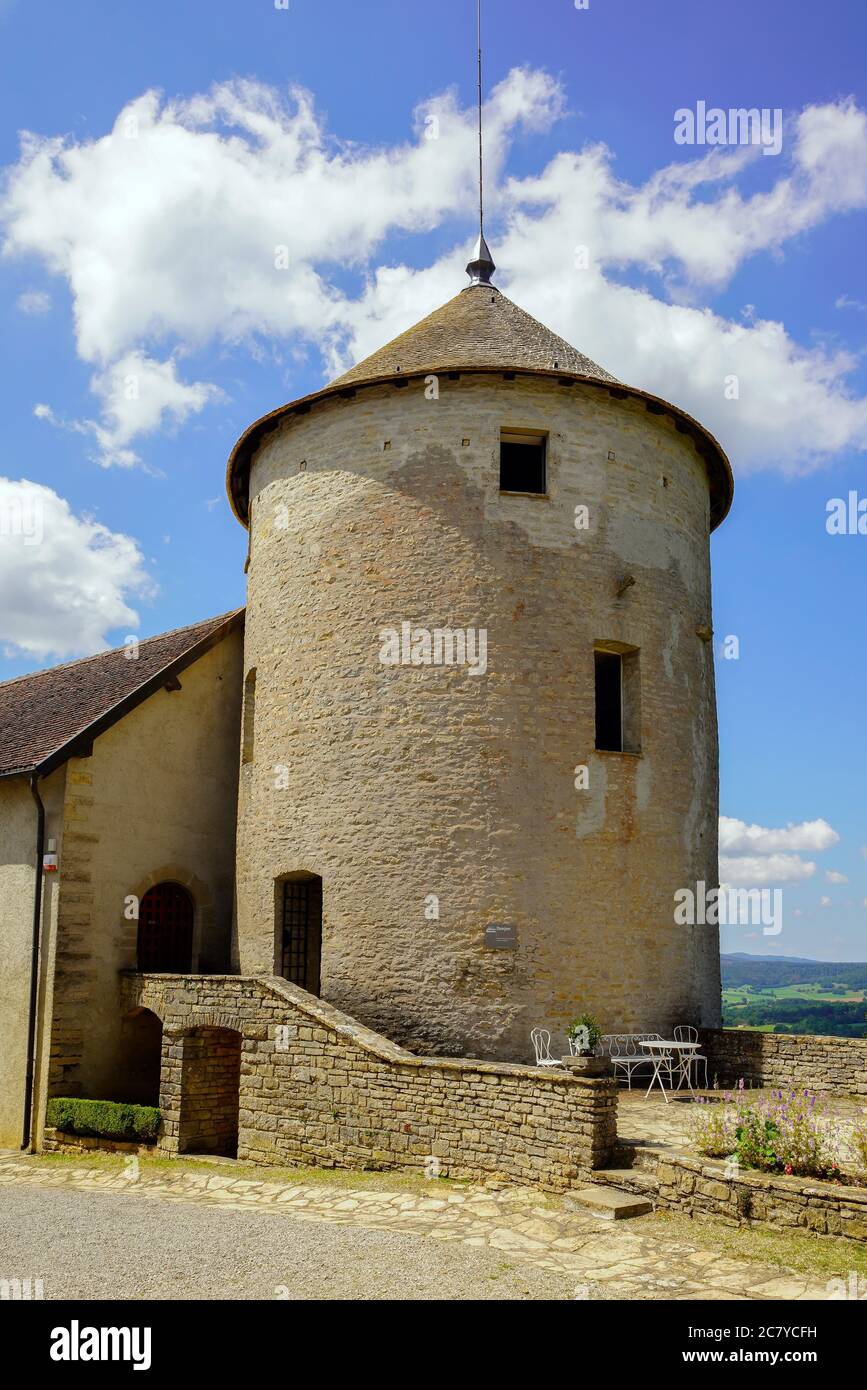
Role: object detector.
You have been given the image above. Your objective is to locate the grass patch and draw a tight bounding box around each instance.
[652,1208,867,1281]
[12,1148,475,1196]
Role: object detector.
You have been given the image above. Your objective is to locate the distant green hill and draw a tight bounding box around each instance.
[720,955,867,1037]
[721,954,867,990]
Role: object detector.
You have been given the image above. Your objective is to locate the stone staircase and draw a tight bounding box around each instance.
[566,1142,664,1220]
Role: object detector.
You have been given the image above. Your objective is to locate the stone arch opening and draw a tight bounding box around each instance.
[275,872,322,995]
[116,1007,163,1107]
[178,1027,242,1157]
[138,881,194,973]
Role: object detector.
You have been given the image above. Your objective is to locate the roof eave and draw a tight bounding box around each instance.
[225,367,733,532]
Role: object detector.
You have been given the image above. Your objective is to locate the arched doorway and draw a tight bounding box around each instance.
[116,1008,163,1106]
[276,873,322,995]
[138,882,194,973]
[178,1027,242,1157]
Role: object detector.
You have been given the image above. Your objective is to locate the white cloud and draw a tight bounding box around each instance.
[493,103,867,474]
[2,75,559,355]
[719,815,840,854]
[0,477,154,659]
[820,895,832,907]
[837,294,867,315]
[825,870,849,884]
[86,353,221,467]
[2,79,867,473]
[719,816,840,886]
[34,353,219,467]
[719,853,817,886]
[16,289,50,314]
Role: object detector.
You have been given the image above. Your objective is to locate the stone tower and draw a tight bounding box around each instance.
[226,256,732,1061]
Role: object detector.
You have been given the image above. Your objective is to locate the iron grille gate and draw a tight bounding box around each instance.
[280,877,322,992]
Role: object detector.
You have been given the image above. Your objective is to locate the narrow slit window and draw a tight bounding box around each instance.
[594,651,622,751]
[499,431,547,494]
[594,645,641,753]
[241,669,257,764]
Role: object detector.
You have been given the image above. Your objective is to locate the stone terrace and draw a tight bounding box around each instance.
[610,1089,867,1244]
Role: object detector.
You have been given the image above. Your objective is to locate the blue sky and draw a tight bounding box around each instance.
[1,0,866,958]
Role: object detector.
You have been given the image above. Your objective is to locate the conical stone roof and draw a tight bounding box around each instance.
[330,284,618,388]
[226,280,732,530]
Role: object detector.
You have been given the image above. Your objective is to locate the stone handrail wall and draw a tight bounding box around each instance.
[120,973,617,1188]
[701,1028,867,1096]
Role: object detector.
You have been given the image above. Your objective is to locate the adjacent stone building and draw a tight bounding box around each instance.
[0,250,732,1158]
[0,614,243,1147]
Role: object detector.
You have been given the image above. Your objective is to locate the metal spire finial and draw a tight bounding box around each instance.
[466,0,496,287]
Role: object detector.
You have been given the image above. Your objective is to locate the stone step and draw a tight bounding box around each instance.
[566,1185,653,1220]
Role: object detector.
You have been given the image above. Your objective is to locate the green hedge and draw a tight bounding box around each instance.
[46,1098,160,1144]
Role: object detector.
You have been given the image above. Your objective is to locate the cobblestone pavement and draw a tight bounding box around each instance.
[0,1156,830,1300]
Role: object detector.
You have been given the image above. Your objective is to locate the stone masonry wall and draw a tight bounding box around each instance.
[702,1029,867,1096]
[178,1027,242,1155]
[42,1129,154,1157]
[121,973,617,1189]
[655,1152,867,1243]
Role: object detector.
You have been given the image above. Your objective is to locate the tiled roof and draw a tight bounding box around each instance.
[0,610,243,779]
[329,285,619,386]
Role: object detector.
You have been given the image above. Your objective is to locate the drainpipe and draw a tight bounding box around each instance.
[22,774,46,1151]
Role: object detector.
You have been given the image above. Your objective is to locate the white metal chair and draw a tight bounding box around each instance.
[674,1024,708,1088]
[531,1028,564,1069]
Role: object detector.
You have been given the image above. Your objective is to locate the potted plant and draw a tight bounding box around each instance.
[563,1013,608,1074]
[567,1012,602,1055]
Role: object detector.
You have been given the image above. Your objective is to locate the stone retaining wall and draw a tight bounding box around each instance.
[119,973,617,1190]
[42,1127,155,1157]
[655,1152,867,1243]
[702,1029,867,1096]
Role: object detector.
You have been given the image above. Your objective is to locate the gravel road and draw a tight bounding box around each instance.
[0,1183,570,1301]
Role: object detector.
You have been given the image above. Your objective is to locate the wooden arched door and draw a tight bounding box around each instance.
[138,882,194,973]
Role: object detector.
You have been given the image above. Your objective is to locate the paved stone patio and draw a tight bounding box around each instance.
[0,1153,832,1300]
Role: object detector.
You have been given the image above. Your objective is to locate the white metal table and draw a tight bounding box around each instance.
[639,1039,700,1102]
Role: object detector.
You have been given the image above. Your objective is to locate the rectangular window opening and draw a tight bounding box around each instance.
[499,430,547,495]
[278,876,323,996]
[594,645,641,753]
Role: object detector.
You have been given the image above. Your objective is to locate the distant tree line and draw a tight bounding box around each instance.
[721,999,867,1038]
[721,957,867,991]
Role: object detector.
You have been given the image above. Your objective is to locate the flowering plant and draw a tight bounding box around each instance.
[851,1116,867,1178]
[688,1094,740,1156]
[689,1087,843,1180]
